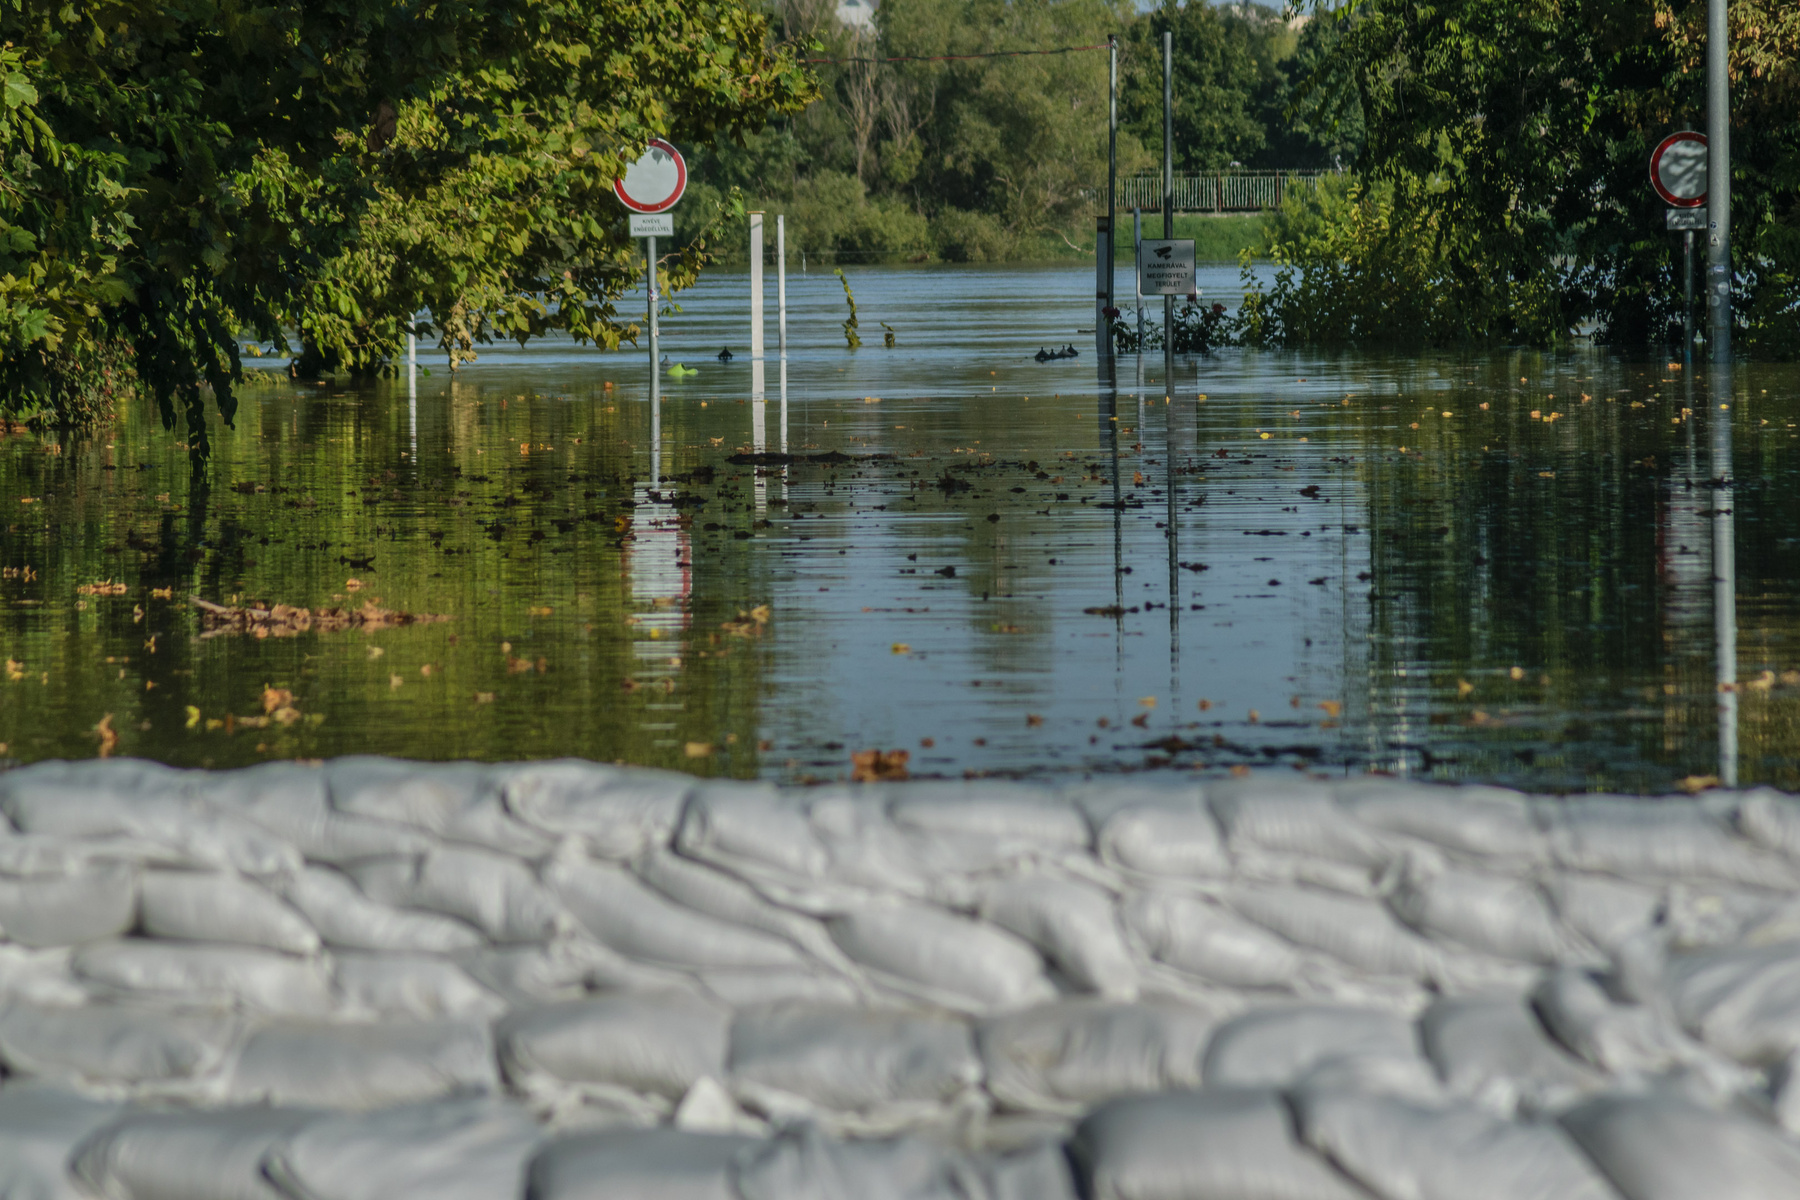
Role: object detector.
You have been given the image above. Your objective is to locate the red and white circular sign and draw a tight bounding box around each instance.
[1650,131,1707,207]
[614,139,687,214]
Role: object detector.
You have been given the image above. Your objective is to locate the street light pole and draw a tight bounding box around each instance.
[1705,0,1730,360]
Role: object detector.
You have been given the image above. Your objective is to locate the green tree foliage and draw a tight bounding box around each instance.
[0,2,813,449]
[1248,0,1800,352]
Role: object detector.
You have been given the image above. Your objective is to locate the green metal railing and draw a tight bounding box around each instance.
[1105,171,1328,213]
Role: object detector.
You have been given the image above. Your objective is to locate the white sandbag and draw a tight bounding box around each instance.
[227,1019,496,1109]
[1530,966,1695,1075]
[72,941,334,1016]
[633,850,852,972]
[332,953,507,1021]
[1385,857,1576,964]
[1418,994,1602,1113]
[70,1107,314,1200]
[277,867,484,955]
[1123,890,1307,989]
[1663,882,1783,950]
[497,991,728,1102]
[826,902,1053,1012]
[1295,1088,1615,1200]
[977,876,1137,997]
[1335,780,1547,862]
[348,848,571,944]
[1097,804,1230,880]
[0,1083,124,1200]
[1542,874,1661,952]
[696,968,862,1008]
[0,1000,239,1089]
[1560,1092,1800,1200]
[1,761,299,877]
[543,857,807,970]
[139,871,320,956]
[803,792,952,896]
[1736,788,1800,860]
[979,999,1215,1114]
[0,945,88,1007]
[0,823,113,879]
[984,1140,1080,1200]
[1229,885,1442,980]
[0,866,137,947]
[500,760,691,859]
[734,1126,988,1200]
[1543,795,1796,887]
[326,757,550,857]
[1203,1005,1421,1089]
[1661,940,1800,1064]
[673,787,928,914]
[1208,778,1399,868]
[524,1128,757,1200]
[727,1004,979,1124]
[265,1098,543,1200]
[189,761,433,866]
[888,786,1090,850]
[456,938,679,1005]
[1070,1088,1366,1200]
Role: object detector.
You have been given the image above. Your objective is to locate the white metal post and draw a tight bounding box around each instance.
[646,236,660,410]
[750,212,764,360]
[777,215,788,357]
[1705,0,1731,359]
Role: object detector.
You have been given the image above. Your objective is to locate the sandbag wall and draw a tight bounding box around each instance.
[4,759,1800,1199]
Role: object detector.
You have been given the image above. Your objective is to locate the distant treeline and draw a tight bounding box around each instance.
[684,0,1361,265]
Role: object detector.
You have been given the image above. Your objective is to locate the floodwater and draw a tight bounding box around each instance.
[3,264,1799,792]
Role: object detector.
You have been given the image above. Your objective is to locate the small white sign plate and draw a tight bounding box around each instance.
[1665,206,1707,231]
[1138,239,1197,296]
[629,213,674,237]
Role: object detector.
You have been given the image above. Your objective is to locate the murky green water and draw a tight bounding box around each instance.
[3,264,1799,791]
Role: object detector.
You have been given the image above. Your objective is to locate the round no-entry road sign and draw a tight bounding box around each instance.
[1650,131,1707,207]
[614,138,687,214]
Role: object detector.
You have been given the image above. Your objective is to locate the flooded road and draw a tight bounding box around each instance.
[3,264,1798,791]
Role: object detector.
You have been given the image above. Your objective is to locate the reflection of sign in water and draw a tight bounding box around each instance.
[1650,131,1706,208]
[1137,239,1197,295]
[614,139,687,214]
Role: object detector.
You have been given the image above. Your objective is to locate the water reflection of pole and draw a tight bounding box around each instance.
[1164,395,1179,672]
[1711,379,1738,785]
[779,358,789,501]
[407,355,417,465]
[753,358,767,515]
[1102,372,1125,629]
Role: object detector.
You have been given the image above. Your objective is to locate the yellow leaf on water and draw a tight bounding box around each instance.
[685,742,714,758]
[389,674,403,690]
[1456,679,1475,696]
[474,692,495,704]
[1509,666,1525,680]
[185,706,201,729]
[529,606,553,617]
[345,579,362,591]
[1138,697,1156,708]
[891,643,911,654]
[1318,700,1342,718]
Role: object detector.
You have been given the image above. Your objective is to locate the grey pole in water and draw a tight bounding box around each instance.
[1162,29,1174,390]
[1104,34,1118,354]
[777,215,788,357]
[1712,388,1738,784]
[646,236,660,415]
[1705,0,1730,360]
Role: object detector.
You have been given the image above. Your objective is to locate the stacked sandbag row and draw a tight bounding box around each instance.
[2,758,1800,1198]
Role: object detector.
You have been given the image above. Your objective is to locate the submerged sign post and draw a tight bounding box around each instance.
[1651,131,1706,359]
[1137,239,1196,297]
[615,139,687,405]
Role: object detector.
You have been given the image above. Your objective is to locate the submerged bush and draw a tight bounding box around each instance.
[0,339,139,429]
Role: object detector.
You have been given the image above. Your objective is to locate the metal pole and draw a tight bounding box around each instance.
[749,212,764,360]
[777,215,788,357]
[1684,229,1695,364]
[646,236,660,412]
[1108,33,1118,317]
[1133,207,1144,357]
[1096,217,1111,358]
[1162,29,1174,386]
[407,329,416,376]
[1705,0,1731,360]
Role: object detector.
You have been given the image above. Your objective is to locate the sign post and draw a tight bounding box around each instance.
[614,139,688,410]
[1651,131,1706,362]
[1137,239,1197,299]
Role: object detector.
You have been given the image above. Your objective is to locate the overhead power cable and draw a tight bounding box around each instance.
[803,42,1110,65]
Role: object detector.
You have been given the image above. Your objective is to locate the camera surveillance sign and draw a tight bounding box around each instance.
[1137,239,1197,296]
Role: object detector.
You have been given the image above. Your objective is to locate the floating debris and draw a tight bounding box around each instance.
[191,596,451,638]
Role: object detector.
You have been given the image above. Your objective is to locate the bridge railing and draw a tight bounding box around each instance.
[1097,171,1329,214]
